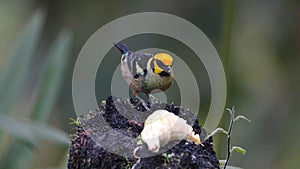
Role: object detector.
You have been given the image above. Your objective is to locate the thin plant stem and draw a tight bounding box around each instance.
[224,107,235,169]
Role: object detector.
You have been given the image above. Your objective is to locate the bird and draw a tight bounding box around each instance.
[113,42,174,111]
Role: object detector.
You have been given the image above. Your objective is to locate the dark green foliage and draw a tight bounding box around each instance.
[0,10,73,169]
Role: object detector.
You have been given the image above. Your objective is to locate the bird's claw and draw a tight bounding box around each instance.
[139,99,150,111]
[134,96,150,111]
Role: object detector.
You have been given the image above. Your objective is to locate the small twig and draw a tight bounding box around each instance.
[131,146,142,169]
[224,107,235,169]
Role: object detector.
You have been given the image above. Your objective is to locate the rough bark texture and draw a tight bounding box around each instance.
[68,96,219,169]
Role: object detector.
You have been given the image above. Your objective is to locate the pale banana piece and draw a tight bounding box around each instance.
[141,110,202,153]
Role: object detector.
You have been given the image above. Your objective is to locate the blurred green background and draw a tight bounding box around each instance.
[0,0,299,169]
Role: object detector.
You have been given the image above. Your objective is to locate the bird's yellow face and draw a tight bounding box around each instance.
[153,53,173,75]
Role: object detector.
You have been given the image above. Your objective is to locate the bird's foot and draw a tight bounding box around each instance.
[134,96,150,111]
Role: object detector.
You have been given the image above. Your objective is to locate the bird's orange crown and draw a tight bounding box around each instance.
[153,53,173,66]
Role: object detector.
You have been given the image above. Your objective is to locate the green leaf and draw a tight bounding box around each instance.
[0,111,69,169]
[31,123,69,145]
[219,160,226,166]
[230,146,246,155]
[0,112,69,146]
[136,135,143,145]
[0,10,44,113]
[0,112,37,147]
[69,117,80,126]
[30,29,73,122]
[234,115,251,123]
[0,10,45,168]
[16,29,73,169]
[204,127,228,141]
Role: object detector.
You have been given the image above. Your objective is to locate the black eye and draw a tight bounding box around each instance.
[159,71,170,77]
[156,59,172,72]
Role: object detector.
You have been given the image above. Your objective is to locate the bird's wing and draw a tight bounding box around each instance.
[127,52,153,78]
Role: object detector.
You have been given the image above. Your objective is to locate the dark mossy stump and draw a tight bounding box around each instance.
[68,96,219,169]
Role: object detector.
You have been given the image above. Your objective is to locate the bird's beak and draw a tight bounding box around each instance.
[166,66,172,73]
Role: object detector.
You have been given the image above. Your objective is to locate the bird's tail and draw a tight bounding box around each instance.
[113,42,130,54]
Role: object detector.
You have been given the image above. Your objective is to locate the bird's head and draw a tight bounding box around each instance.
[152,53,173,76]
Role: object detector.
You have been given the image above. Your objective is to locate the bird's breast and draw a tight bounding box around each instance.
[143,72,173,93]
